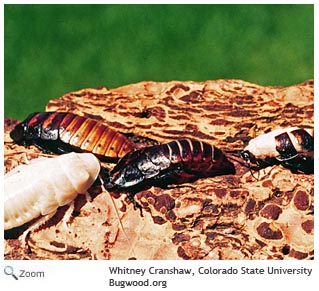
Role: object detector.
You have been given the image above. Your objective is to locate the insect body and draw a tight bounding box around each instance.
[241,127,314,173]
[4,152,100,230]
[104,139,235,193]
[10,112,136,161]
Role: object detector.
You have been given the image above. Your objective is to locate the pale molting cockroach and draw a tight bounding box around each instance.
[10,112,136,162]
[4,152,100,231]
[241,127,314,174]
[104,139,235,195]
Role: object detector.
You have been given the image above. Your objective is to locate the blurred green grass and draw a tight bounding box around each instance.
[4,4,314,120]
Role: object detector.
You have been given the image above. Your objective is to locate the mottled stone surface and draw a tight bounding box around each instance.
[4,79,314,260]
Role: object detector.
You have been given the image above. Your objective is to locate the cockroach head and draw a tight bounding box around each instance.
[10,112,40,143]
[10,122,27,142]
[240,150,261,180]
[240,150,255,164]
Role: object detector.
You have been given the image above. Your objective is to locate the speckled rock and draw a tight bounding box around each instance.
[4,79,314,260]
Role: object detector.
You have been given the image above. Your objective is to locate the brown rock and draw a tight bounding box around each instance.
[4,79,314,260]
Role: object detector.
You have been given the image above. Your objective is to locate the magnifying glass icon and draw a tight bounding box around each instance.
[4,266,19,280]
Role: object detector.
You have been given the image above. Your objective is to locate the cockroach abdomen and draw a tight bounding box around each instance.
[10,112,137,161]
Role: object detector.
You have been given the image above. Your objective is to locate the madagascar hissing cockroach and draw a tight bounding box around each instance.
[241,127,314,174]
[10,112,136,161]
[4,152,100,231]
[104,139,235,194]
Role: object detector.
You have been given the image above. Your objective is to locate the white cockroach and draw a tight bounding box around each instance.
[4,152,101,231]
[241,127,314,173]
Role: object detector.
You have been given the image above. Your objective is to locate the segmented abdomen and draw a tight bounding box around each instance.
[4,152,100,230]
[154,139,230,174]
[241,127,314,174]
[10,112,136,161]
[106,139,235,192]
[243,127,313,160]
[275,127,313,159]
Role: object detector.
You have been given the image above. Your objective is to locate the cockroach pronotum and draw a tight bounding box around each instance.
[104,139,236,195]
[241,127,314,174]
[4,152,100,231]
[10,112,136,161]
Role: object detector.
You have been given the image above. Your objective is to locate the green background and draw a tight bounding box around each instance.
[4,4,314,120]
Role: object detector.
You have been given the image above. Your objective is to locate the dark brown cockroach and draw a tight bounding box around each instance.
[104,139,235,195]
[241,127,314,174]
[10,112,136,161]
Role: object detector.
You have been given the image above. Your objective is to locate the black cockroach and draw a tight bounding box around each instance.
[10,112,136,161]
[104,139,236,194]
[241,127,314,174]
